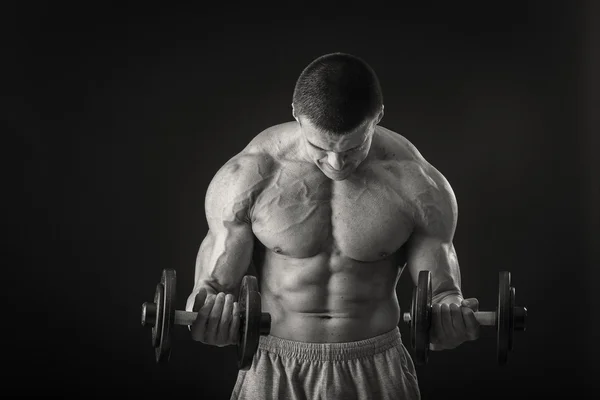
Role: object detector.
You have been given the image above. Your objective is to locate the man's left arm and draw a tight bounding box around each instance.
[405,163,480,350]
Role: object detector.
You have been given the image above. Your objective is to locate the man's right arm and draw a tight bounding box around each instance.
[185,152,273,346]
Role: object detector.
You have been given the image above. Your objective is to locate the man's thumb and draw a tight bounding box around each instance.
[461,298,479,312]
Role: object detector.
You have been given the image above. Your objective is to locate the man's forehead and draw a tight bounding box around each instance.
[301,118,371,149]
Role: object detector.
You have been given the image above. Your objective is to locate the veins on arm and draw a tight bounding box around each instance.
[405,162,463,304]
[187,153,274,306]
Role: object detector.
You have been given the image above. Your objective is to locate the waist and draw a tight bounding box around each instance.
[265,305,401,343]
[258,327,402,362]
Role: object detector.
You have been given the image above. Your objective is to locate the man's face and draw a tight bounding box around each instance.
[295,114,381,181]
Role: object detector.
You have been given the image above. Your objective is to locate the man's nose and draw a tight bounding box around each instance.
[327,152,345,170]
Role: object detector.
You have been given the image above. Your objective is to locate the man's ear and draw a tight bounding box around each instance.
[376,105,384,124]
[291,103,298,121]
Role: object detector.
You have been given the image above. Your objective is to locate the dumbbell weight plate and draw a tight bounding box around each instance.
[509,286,516,352]
[151,283,163,348]
[237,275,261,371]
[497,271,511,365]
[156,269,176,364]
[412,270,432,366]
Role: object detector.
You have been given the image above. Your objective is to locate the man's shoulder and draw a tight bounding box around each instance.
[244,121,297,152]
[375,126,445,181]
[206,122,296,203]
[375,126,458,235]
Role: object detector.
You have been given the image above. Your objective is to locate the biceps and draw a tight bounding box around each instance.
[406,234,461,295]
[194,221,254,293]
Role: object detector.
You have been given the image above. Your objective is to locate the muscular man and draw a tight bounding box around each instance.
[185,53,480,400]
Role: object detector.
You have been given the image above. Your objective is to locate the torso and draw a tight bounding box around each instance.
[243,122,429,342]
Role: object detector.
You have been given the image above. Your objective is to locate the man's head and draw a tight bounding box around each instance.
[292,52,384,181]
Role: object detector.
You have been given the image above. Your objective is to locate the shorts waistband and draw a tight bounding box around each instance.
[257,327,402,362]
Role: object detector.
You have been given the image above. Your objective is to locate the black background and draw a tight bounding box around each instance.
[8,1,600,399]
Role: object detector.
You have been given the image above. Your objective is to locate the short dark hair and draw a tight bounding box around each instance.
[292,52,383,134]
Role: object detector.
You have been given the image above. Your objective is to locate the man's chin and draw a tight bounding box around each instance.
[321,168,352,181]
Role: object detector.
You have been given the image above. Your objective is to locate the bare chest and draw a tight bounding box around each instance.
[250,165,414,262]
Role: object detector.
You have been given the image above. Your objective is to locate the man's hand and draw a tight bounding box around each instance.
[430,298,480,350]
[189,288,241,347]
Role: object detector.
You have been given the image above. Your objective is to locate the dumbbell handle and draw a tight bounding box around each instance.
[472,309,526,328]
[142,302,198,327]
[473,311,496,326]
[174,310,198,326]
[141,302,272,335]
[403,310,496,326]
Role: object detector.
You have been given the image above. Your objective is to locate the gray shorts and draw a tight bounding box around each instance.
[230,327,421,400]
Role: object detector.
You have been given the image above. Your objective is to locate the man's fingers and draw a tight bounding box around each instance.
[218,294,234,341]
[450,303,465,337]
[433,303,451,349]
[190,292,216,340]
[431,303,442,343]
[430,300,481,349]
[205,293,226,340]
[462,306,480,341]
[441,303,453,340]
[229,301,241,344]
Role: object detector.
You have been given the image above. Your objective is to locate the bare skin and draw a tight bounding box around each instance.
[187,108,480,349]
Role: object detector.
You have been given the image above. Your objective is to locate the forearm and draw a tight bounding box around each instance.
[186,237,224,311]
[187,228,253,309]
[433,291,463,305]
[432,263,463,305]
[430,243,463,304]
[190,236,221,297]
[187,259,230,312]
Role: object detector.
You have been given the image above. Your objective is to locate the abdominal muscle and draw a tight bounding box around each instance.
[256,249,403,343]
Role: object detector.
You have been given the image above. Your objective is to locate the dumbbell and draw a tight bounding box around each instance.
[402,270,527,366]
[141,269,272,370]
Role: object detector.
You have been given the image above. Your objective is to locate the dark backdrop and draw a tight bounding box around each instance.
[8,2,599,399]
